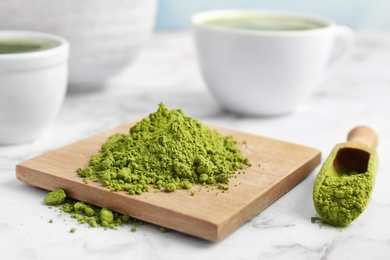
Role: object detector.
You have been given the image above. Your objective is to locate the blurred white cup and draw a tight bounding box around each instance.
[192,9,354,116]
[0,30,69,145]
[0,0,157,92]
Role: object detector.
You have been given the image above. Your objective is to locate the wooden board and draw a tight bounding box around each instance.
[16,121,321,241]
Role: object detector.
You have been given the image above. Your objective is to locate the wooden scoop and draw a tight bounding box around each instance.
[313,126,379,227]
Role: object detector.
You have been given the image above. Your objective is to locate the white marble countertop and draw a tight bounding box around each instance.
[1,30,390,260]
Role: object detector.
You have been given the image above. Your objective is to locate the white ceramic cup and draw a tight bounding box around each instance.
[0,31,69,145]
[192,10,354,116]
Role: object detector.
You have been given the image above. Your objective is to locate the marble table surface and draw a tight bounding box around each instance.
[1,30,390,260]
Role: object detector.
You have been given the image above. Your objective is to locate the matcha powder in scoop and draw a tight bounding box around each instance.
[313,126,379,227]
[77,103,250,194]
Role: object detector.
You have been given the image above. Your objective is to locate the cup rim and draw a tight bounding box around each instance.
[192,9,337,35]
[0,30,69,71]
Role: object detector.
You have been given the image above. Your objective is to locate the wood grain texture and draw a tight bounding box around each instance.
[16,121,321,241]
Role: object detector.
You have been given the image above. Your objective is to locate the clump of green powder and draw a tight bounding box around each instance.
[77,103,250,195]
[44,189,66,205]
[313,148,378,227]
[44,189,138,229]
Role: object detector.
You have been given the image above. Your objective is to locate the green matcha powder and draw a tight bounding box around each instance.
[313,148,378,227]
[77,103,250,194]
[45,189,142,230]
[45,103,250,231]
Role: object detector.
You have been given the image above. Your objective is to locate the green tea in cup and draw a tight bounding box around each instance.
[203,14,327,31]
[0,37,59,54]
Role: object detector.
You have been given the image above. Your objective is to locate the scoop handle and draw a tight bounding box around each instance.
[347,126,378,149]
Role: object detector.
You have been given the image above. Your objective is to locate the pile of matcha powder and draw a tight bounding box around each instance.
[77,103,250,195]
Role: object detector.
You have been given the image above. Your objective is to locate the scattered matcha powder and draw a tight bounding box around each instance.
[310,217,322,224]
[61,199,134,229]
[77,103,250,195]
[45,189,171,234]
[159,227,166,233]
[44,189,143,231]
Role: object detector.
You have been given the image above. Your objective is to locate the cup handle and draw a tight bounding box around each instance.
[326,25,355,70]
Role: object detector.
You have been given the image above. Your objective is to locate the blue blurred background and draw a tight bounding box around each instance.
[156,0,390,30]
